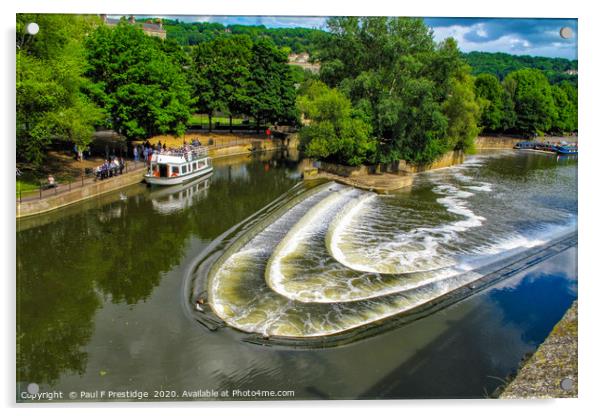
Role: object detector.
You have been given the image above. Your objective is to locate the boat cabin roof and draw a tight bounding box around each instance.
[151,146,208,165]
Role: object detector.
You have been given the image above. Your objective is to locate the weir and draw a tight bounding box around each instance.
[189,152,577,345]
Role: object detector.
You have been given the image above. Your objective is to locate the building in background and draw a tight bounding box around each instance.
[100,15,167,39]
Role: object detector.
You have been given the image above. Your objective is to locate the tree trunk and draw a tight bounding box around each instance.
[256,115,260,134]
[229,114,233,133]
[208,113,212,132]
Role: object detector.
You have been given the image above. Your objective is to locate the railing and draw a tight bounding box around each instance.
[16,159,147,203]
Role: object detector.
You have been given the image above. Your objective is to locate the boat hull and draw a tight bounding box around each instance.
[144,166,214,186]
[556,149,578,155]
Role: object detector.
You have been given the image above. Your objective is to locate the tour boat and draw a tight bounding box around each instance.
[144,145,213,186]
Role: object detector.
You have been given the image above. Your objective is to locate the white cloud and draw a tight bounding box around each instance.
[432,23,577,59]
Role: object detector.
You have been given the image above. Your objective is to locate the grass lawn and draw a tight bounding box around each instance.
[189,114,249,126]
[16,179,41,197]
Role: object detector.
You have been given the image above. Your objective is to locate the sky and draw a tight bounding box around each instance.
[127,15,577,60]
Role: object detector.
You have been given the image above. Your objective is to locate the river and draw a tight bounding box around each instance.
[16,149,577,400]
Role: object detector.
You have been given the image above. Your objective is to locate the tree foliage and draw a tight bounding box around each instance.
[298,80,376,166]
[245,39,299,127]
[162,19,324,53]
[464,51,578,87]
[17,14,105,164]
[503,68,557,135]
[85,22,194,140]
[191,36,297,130]
[312,17,480,164]
[192,35,252,129]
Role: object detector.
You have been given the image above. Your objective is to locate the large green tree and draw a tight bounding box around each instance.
[298,80,376,166]
[503,68,556,136]
[245,38,298,130]
[475,73,504,131]
[85,22,194,140]
[550,84,578,133]
[192,35,253,131]
[313,17,479,164]
[17,14,105,165]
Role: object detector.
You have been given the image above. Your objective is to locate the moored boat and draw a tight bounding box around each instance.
[514,141,537,150]
[555,145,578,155]
[144,144,213,186]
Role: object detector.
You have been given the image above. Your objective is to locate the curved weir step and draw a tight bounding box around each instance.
[193,152,577,342]
[244,231,577,347]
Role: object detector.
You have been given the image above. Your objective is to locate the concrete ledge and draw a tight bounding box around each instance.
[16,168,146,218]
[307,171,414,194]
[398,150,465,173]
[500,300,578,398]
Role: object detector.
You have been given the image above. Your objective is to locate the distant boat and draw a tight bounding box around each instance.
[555,145,578,155]
[514,141,578,156]
[514,141,537,150]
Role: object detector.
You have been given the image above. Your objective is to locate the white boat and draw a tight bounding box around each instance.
[144,145,213,186]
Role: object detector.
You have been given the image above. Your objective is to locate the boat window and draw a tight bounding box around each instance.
[192,162,197,170]
[171,166,179,177]
[182,165,187,174]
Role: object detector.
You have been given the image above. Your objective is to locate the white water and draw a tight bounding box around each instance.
[206,152,577,337]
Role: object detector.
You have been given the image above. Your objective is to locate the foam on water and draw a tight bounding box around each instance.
[205,152,577,338]
[326,179,486,275]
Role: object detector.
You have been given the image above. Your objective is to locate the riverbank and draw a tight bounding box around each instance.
[500,300,578,398]
[16,166,147,219]
[304,150,462,193]
[475,135,578,149]
[16,139,286,218]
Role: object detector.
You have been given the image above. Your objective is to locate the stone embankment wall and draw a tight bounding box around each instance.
[398,150,465,174]
[209,140,284,159]
[308,150,464,193]
[475,136,522,149]
[17,168,146,218]
[317,150,465,178]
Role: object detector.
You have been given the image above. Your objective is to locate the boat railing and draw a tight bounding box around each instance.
[156,145,209,160]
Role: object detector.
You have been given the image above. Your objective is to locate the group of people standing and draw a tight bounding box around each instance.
[133,140,167,165]
[133,139,203,165]
[95,157,125,180]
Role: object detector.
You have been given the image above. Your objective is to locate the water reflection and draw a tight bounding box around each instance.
[16,151,300,387]
[150,173,213,215]
[16,150,577,400]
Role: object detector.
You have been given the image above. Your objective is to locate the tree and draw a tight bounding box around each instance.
[85,22,194,140]
[313,17,479,164]
[559,81,578,132]
[192,35,253,131]
[244,38,298,130]
[298,80,376,166]
[503,69,556,136]
[475,73,505,132]
[463,51,578,87]
[16,14,105,164]
[550,84,577,133]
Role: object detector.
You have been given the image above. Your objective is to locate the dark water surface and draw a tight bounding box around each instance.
[16,150,577,400]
